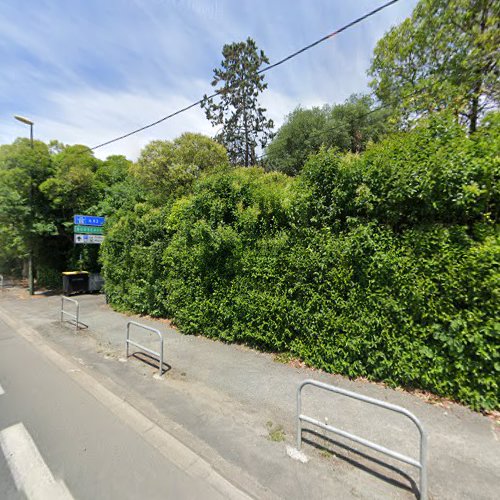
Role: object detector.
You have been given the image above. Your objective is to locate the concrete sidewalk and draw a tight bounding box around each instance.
[0,288,498,499]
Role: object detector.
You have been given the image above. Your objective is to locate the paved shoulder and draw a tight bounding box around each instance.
[0,314,247,500]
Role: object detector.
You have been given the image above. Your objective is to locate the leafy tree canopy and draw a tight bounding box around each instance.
[0,139,54,272]
[132,133,228,200]
[369,0,500,133]
[265,94,389,176]
[39,145,101,214]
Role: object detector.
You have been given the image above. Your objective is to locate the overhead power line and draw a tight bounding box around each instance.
[91,0,400,151]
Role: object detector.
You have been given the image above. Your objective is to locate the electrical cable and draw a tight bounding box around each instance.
[90,0,400,150]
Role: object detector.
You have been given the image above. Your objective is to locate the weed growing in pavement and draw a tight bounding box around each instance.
[266,421,286,442]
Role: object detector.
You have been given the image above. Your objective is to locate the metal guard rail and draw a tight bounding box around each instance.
[126,321,164,377]
[297,379,427,500]
[60,296,80,331]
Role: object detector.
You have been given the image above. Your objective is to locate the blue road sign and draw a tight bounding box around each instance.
[73,215,105,227]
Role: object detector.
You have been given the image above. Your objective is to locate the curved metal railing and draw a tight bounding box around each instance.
[297,379,427,499]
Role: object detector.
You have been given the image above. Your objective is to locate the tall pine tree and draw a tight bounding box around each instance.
[201,38,274,166]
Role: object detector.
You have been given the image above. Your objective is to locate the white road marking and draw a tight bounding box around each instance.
[0,383,4,395]
[0,306,258,500]
[0,422,73,500]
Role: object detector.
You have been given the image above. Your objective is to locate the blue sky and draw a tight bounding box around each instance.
[0,0,417,159]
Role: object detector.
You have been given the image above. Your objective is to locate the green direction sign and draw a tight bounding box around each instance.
[74,225,104,235]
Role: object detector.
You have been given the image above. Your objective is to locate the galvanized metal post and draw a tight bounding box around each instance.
[420,428,428,500]
[14,115,35,296]
[75,301,79,332]
[159,335,164,377]
[296,379,427,500]
[296,383,302,450]
[60,296,81,331]
[28,122,34,296]
[125,321,164,377]
[126,323,130,358]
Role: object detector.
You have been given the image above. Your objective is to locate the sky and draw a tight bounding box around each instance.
[0,0,418,160]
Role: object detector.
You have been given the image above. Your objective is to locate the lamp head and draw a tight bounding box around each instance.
[14,115,34,126]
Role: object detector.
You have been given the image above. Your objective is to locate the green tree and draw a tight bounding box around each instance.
[201,37,274,167]
[0,138,54,275]
[266,95,389,176]
[369,0,500,133]
[93,155,139,216]
[95,155,131,187]
[131,132,228,199]
[39,144,102,215]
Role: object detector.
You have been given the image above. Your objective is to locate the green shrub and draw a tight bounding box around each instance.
[300,113,499,230]
[101,114,500,410]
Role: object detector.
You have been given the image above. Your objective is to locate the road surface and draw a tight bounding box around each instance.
[0,316,228,500]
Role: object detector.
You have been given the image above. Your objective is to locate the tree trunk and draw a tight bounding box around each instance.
[243,106,249,167]
[470,4,488,134]
[470,91,479,134]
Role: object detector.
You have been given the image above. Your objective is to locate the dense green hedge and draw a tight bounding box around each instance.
[101,114,500,410]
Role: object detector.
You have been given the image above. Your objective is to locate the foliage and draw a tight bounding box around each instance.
[369,0,500,133]
[265,94,390,175]
[131,133,228,200]
[0,139,54,273]
[201,37,274,166]
[102,114,500,410]
[0,137,137,279]
[300,112,500,230]
[100,167,296,317]
[37,264,62,290]
[40,144,101,214]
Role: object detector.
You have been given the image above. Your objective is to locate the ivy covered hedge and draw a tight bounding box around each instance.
[101,115,500,410]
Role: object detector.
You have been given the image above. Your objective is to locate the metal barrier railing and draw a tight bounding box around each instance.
[126,321,164,377]
[297,379,427,500]
[60,296,81,331]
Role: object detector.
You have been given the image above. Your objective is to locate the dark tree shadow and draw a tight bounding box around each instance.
[36,289,63,297]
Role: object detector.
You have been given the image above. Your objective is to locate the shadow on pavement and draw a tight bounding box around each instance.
[130,351,172,375]
[302,428,419,499]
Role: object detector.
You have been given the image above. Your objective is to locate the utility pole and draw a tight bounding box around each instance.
[14,115,35,295]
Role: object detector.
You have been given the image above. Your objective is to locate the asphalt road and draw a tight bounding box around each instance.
[0,316,225,500]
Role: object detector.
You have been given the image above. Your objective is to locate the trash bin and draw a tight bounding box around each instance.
[62,271,89,295]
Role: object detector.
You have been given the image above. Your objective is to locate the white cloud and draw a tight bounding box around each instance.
[261,88,324,127]
[2,85,217,160]
[0,0,419,160]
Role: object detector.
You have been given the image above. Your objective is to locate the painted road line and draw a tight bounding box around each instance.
[0,383,4,396]
[0,422,73,500]
[0,305,259,500]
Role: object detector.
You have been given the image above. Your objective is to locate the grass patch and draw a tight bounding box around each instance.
[266,421,286,442]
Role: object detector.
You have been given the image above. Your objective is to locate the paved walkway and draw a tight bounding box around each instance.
[0,288,498,499]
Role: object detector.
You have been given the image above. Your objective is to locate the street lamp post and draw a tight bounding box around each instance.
[14,115,35,296]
